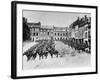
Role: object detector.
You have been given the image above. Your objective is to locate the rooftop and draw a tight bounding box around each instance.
[27,22,41,28]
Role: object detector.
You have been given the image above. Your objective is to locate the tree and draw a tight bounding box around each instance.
[23,17,30,41]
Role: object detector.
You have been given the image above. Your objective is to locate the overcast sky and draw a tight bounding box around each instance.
[23,10,90,27]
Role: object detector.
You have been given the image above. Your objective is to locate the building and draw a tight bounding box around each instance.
[39,25,54,40]
[53,27,68,40]
[68,15,91,44]
[27,22,41,41]
[83,17,91,44]
[27,22,68,41]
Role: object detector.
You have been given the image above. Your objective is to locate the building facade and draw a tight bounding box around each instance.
[27,22,40,41]
[27,22,68,41]
[68,15,91,43]
[53,27,68,40]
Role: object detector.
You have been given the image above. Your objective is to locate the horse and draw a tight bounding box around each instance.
[38,48,44,60]
[53,50,59,57]
[43,50,48,59]
[23,50,33,61]
[31,50,37,60]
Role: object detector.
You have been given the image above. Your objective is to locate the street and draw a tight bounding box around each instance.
[23,40,91,70]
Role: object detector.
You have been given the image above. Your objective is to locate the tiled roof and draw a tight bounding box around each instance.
[27,22,41,28]
[41,25,53,29]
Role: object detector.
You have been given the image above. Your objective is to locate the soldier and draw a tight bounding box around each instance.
[32,49,37,60]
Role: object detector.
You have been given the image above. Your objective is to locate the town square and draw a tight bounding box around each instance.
[22,10,91,70]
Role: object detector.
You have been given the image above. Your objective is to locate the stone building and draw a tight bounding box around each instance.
[27,22,68,41]
[27,22,41,41]
[83,17,91,43]
[68,15,91,43]
[53,27,68,40]
[39,25,54,40]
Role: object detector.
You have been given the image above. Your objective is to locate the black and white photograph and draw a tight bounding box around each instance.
[22,10,91,70]
[11,1,97,79]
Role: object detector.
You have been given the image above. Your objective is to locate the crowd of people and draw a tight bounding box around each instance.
[23,38,91,61]
[61,38,91,53]
[23,40,59,61]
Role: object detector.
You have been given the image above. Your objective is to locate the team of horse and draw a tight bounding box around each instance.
[23,40,59,61]
[23,38,91,61]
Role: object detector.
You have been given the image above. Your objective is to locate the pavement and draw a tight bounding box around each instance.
[23,41,91,70]
[23,41,38,53]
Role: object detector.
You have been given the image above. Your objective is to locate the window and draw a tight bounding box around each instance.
[85,32,87,38]
[66,33,67,36]
[36,33,38,36]
[55,33,56,36]
[88,31,91,38]
[63,33,65,36]
[48,32,49,35]
[33,33,35,36]
[58,33,59,36]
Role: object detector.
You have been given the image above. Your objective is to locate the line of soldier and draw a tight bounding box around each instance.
[23,40,59,61]
[61,38,91,53]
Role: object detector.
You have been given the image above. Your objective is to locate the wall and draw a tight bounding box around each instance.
[0,0,99,80]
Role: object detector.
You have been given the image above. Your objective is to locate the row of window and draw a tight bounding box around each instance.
[55,33,67,36]
[85,31,91,39]
[32,37,67,41]
[33,32,67,36]
[33,33,38,36]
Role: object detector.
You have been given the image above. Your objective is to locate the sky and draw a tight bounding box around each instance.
[23,10,91,27]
